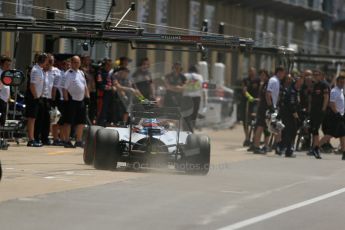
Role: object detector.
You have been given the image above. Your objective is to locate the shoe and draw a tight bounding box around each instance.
[36,140,43,146]
[312,148,322,159]
[52,140,60,146]
[27,140,34,147]
[42,140,52,146]
[74,141,84,148]
[52,140,64,146]
[342,153,345,160]
[58,140,65,146]
[247,145,255,152]
[243,139,251,147]
[275,146,283,156]
[64,141,75,148]
[262,146,272,153]
[27,140,43,147]
[253,147,266,154]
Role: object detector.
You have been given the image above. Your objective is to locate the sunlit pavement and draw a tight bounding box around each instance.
[0,125,345,230]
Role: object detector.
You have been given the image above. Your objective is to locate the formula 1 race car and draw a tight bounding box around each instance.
[83,103,211,175]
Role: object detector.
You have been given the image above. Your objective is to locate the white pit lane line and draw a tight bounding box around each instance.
[217,187,345,230]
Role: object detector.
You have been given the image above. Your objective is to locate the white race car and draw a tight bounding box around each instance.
[83,103,211,175]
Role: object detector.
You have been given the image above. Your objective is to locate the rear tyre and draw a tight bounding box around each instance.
[83,126,102,165]
[93,129,120,170]
[183,134,211,175]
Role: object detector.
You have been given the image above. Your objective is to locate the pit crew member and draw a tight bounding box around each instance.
[279,75,304,158]
[26,53,49,147]
[250,69,270,154]
[320,75,345,160]
[63,56,90,148]
[309,70,329,159]
[164,62,186,108]
[34,54,55,145]
[183,64,204,132]
[241,67,260,146]
[0,56,11,127]
[132,57,154,100]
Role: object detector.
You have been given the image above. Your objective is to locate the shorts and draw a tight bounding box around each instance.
[310,110,325,135]
[255,107,267,128]
[328,112,345,138]
[322,110,332,135]
[242,101,257,126]
[25,93,40,119]
[65,100,86,125]
[0,100,7,126]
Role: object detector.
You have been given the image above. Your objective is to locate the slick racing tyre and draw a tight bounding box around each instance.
[93,128,120,170]
[83,125,102,165]
[182,134,211,175]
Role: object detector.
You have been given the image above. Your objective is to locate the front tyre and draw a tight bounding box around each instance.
[93,129,120,170]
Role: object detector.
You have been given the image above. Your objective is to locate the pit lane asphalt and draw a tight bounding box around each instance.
[0,126,344,230]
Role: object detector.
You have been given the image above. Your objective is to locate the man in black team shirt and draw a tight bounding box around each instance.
[309,70,329,159]
[279,75,304,158]
[249,69,270,154]
[299,70,313,150]
[132,57,154,100]
[164,62,186,108]
[241,67,260,146]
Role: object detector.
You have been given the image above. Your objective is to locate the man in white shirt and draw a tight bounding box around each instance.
[63,56,90,148]
[266,66,286,111]
[0,56,11,127]
[34,54,56,145]
[52,58,71,146]
[26,53,49,147]
[51,58,65,146]
[183,65,204,132]
[266,66,285,155]
[320,75,345,160]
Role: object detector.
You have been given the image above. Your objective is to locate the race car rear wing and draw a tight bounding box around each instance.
[131,104,181,120]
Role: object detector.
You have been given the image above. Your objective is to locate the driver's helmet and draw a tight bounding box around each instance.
[142,118,160,128]
[49,107,61,125]
[266,111,285,134]
[135,118,165,135]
